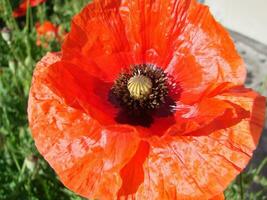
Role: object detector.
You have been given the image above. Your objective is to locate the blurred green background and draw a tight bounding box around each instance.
[0,0,266,199]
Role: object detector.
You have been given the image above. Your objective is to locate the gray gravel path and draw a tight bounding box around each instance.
[230,30,267,179]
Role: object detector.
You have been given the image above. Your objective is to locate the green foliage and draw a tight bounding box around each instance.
[0,0,89,199]
[225,158,267,200]
[0,0,266,199]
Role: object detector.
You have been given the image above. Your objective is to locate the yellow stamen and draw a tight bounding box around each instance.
[127,75,152,100]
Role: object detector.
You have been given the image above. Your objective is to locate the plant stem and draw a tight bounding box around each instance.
[239,173,244,200]
[1,0,19,31]
[24,0,33,67]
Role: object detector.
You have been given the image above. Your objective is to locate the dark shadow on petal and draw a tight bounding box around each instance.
[249,95,266,145]
[109,91,178,130]
[185,101,250,137]
[115,110,154,128]
[118,141,150,197]
[108,90,154,127]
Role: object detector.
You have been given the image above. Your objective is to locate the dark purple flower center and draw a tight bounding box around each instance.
[111,64,169,114]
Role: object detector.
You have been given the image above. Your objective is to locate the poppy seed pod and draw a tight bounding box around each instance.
[28,0,266,199]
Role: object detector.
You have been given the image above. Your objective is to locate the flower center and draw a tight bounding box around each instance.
[111,64,169,113]
[127,75,152,100]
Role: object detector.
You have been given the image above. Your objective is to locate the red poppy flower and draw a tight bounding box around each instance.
[28,0,266,199]
[13,0,46,18]
[35,21,65,47]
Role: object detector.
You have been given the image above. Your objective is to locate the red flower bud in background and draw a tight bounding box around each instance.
[13,0,46,18]
[35,21,66,47]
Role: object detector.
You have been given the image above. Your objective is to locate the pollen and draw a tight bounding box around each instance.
[127,75,152,100]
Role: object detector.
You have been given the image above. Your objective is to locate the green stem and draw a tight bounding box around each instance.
[24,0,33,67]
[5,143,21,171]
[1,0,19,31]
[239,173,244,200]
[18,159,26,182]
[37,2,47,23]
[7,43,25,68]
[256,157,267,175]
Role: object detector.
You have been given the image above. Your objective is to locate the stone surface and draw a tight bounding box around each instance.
[231,30,267,96]
[230,30,267,187]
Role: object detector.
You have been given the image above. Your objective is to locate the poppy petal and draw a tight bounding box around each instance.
[131,88,265,199]
[209,193,225,200]
[35,57,120,125]
[29,54,239,199]
[62,0,245,98]
[118,141,150,197]
[38,56,262,140]
[167,96,248,136]
[142,84,254,138]
[62,1,135,82]
[36,0,262,140]
[61,0,247,111]
[33,53,176,136]
[28,53,142,199]
[28,0,266,198]
[160,0,246,103]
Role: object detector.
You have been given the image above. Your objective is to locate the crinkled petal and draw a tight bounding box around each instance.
[33,53,177,137]
[143,83,253,138]
[118,141,150,197]
[35,57,120,125]
[31,1,262,139]
[28,0,266,198]
[131,87,265,199]
[119,0,246,102]
[209,193,225,200]
[62,1,134,82]
[60,0,250,138]
[37,54,259,140]
[62,0,245,102]
[163,0,246,103]
[28,53,142,199]
[167,84,251,136]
